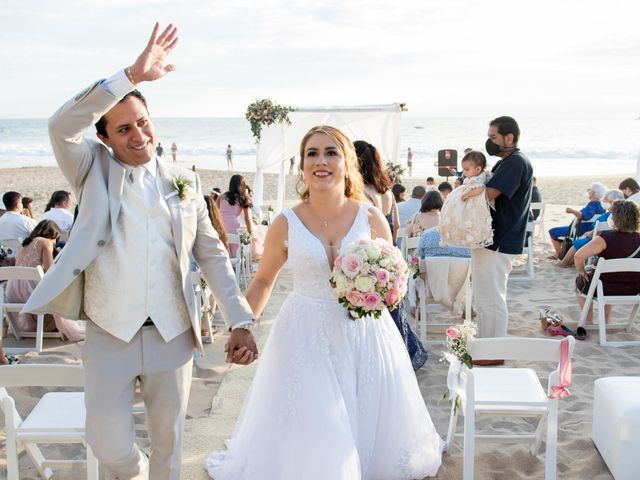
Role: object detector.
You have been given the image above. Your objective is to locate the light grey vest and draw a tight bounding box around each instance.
[83,173,191,343]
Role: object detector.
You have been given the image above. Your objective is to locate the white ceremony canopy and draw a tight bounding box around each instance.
[252,103,406,213]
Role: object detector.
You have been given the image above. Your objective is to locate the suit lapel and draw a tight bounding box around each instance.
[107,159,126,232]
[157,160,184,259]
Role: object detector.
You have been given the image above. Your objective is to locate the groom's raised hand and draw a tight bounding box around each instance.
[126,22,179,85]
[225,329,259,365]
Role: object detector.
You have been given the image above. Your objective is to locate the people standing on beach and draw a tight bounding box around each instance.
[619,177,640,203]
[0,191,36,241]
[407,146,413,176]
[226,144,233,170]
[289,155,295,174]
[439,150,494,248]
[471,116,532,360]
[156,141,164,157]
[171,141,178,163]
[205,125,442,479]
[24,23,257,480]
[218,174,253,257]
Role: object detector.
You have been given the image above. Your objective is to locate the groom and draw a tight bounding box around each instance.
[24,23,258,479]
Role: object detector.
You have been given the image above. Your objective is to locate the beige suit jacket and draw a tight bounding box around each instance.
[24,81,253,352]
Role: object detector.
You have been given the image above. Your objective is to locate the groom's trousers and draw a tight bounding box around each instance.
[83,321,194,480]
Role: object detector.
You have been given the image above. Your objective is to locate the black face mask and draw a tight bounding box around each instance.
[485,138,502,157]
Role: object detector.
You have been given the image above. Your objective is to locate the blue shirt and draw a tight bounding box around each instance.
[485,148,533,254]
[417,227,471,259]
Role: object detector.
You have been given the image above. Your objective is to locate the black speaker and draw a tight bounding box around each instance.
[436,149,458,177]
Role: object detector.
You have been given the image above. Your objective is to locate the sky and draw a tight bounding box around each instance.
[2,0,639,119]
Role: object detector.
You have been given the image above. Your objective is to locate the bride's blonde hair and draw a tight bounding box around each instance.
[296,125,365,202]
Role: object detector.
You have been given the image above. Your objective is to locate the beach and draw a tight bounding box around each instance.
[1,166,639,479]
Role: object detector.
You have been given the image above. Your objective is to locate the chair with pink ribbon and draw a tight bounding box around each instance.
[444,336,575,480]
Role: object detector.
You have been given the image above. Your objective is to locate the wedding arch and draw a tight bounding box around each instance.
[249,103,407,213]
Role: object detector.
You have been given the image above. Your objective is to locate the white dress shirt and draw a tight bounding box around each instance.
[42,207,74,235]
[0,211,36,241]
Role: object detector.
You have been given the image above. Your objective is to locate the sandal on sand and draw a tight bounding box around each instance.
[548,325,574,337]
[539,308,563,330]
[575,326,588,341]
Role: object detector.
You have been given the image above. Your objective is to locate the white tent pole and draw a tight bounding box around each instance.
[276,124,287,213]
[252,141,264,213]
[636,150,640,182]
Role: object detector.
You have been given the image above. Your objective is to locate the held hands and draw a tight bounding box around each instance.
[224,328,259,365]
[128,22,179,85]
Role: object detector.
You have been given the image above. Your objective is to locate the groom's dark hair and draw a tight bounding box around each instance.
[95,90,148,138]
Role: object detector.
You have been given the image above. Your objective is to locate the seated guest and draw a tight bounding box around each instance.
[21,197,34,219]
[574,200,640,323]
[210,187,222,202]
[42,190,74,242]
[453,176,463,189]
[0,191,36,241]
[417,226,471,259]
[397,185,426,226]
[426,177,437,191]
[556,189,625,267]
[438,181,453,199]
[548,182,607,258]
[530,176,542,219]
[619,177,640,203]
[391,183,406,203]
[6,220,85,342]
[406,190,443,237]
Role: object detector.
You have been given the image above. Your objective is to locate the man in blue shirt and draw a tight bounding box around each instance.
[471,116,533,353]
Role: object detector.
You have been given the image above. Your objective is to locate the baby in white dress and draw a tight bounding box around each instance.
[439,150,494,248]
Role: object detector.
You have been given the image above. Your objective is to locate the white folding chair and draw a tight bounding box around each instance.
[226,234,248,289]
[529,202,546,240]
[403,235,421,261]
[0,239,23,259]
[0,364,98,480]
[0,266,63,353]
[445,336,575,480]
[593,220,613,235]
[412,257,471,345]
[511,222,535,281]
[576,257,640,347]
[192,270,215,344]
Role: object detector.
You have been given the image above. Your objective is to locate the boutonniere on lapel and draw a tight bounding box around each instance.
[165,176,197,205]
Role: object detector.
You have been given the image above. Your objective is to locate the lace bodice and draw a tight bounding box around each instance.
[15,237,47,268]
[283,203,371,300]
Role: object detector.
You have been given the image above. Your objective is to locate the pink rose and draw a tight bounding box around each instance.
[411,255,419,266]
[363,293,383,311]
[446,327,459,339]
[385,288,399,306]
[345,290,366,307]
[341,253,363,278]
[375,269,390,285]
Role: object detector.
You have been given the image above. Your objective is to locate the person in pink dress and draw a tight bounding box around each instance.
[6,220,85,342]
[218,174,253,257]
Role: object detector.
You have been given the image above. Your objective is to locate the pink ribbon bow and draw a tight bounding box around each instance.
[549,337,572,399]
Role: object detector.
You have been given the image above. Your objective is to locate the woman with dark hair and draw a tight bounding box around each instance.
[406,190,443,236]
[42,190,74,242]
[203,194,229,250]
[218,174,253,257]
[21,197,34,218]
[354,140,400,244]
[391,183,406,203]
[574,200,640,323]
[354,140,427,370]
[6,220,85,342]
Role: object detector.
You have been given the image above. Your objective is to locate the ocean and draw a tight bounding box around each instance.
[1,116,638,178]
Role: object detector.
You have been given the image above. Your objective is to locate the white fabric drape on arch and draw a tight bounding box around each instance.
[252,104,404,213]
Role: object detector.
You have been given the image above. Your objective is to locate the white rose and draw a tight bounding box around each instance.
[379,257,391,268]
[335,274,350,292]
[365,242,382,260]
[360,263,371,274]
[355,275,376,293]
[344,243,359,254]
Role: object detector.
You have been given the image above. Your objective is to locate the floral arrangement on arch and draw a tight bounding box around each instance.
[329,238,409,320]
[385,161,406,184]
[245,99,293,142]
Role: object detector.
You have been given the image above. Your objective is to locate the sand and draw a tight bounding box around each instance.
[1,166,639,479]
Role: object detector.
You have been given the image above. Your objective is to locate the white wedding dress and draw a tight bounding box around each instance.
[205,203,442,480]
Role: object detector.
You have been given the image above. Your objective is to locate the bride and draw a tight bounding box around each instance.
[205,125,442,479]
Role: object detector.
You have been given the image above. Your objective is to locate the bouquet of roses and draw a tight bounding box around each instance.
[329,238,409,320]
[441,321,477,369]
